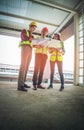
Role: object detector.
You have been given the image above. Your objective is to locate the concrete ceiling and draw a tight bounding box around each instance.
[0,0,83,37]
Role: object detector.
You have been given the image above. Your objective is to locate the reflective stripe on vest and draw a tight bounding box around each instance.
[35,47,47,55]
[50,51,63,62]
[19,30,32,47]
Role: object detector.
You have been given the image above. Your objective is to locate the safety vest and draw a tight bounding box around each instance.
[19,30,32,47]
[50,42,64,62]
[34,36,48,55]
[50,51,63,61]
[35,47,48,55]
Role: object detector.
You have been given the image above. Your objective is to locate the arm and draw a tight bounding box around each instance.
[21,29,32,42]
[48,48,56,53]
[60,41,65,55]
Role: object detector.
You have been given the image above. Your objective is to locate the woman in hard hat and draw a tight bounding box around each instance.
[47,33,65,91]
[18,22,37,91]
[32,27,49,90]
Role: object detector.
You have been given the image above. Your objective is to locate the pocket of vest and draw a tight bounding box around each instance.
[50,55,56,62]
[57,56,62,61]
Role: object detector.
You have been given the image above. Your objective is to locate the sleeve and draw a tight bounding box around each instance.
[63,43,65,53]
[60,41,65,52]
[62,42,66,55]
[21,29,30,41]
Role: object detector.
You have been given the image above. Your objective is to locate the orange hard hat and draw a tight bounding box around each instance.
[29,21,37,27]
[42,27,48,32]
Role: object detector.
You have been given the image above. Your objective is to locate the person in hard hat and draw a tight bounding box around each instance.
[32,27,49,90]
[18,21,37,91]
[47,33,65,91]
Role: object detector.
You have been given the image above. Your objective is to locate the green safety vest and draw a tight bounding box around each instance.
[19,30,32,47]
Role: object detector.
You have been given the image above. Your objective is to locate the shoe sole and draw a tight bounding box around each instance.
[17,88,28,92]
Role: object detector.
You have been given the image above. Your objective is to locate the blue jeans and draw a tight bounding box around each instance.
[50,60,64,87]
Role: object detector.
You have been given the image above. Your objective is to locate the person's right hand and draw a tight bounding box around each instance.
[49,47,56,52]
[29,37,32,42]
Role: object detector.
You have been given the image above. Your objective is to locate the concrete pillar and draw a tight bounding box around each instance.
[74,13,79,86]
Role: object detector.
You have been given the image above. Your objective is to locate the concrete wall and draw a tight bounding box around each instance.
[61,22,74,41]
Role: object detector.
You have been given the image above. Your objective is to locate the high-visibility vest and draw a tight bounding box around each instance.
[19,30,32,47]
[35,47,48,55]
[50,51,63,61]
[50,42,64,62]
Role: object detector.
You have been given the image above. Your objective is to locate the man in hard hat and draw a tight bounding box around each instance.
[47,33,65,91]
[18,21,37,91]
[32,27,49,90]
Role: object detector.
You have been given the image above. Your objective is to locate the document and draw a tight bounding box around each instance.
[47,39,61,48]
[32,37,61,48]
[32,37,50,46]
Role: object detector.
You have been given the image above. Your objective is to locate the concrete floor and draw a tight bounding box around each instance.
[0,81,84,130]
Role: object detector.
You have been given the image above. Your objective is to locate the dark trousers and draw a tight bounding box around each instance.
[50,60,64,87]
[33,53,47,85]
[18,45,32,88]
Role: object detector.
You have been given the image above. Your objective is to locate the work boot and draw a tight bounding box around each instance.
[17,86,28,92]
[47,85,53,89]
[37,85,45,89]
[33,85,37,90]
[59,86,64,91]
[24,84,31,88]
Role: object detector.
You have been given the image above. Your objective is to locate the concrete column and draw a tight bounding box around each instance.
[74,13,79,86]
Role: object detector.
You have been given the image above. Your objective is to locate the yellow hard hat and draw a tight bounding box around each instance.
[29,21,37,27]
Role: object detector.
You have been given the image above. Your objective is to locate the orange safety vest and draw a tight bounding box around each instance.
[35,47,48,55]
[19,30,32,47]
